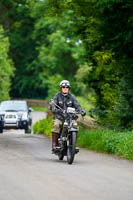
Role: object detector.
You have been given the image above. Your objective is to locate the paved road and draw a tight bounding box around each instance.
[0,112,133,200]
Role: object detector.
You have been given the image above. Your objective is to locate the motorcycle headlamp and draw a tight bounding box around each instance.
[64,121,68,127]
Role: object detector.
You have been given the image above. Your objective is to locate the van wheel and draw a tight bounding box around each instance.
[25,126,32,134]
[0,127,3,134]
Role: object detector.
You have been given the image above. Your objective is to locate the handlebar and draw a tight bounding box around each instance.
[51,99,64,112]
[50,99,84,116]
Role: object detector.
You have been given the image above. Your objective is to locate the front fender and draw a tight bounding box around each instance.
[68,127,78,133]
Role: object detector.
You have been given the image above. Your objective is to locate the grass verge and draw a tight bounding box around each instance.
[32,107,48,112]
[77,128,133,160]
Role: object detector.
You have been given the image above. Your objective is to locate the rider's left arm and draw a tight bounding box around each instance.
[71,95,86,116]
[71,95,83,113]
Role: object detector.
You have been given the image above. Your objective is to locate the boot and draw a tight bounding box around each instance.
[52,132,59,153]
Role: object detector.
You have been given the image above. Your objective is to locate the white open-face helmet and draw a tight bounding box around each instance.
[59,80,70,88]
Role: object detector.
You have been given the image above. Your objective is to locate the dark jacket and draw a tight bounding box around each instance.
[50,92,83,121]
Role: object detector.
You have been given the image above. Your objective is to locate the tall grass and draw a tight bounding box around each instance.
[78,128,133,160]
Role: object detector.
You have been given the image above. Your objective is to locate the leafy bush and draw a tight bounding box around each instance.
[33,117,52,138]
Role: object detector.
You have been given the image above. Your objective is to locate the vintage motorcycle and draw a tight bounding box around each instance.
[51,100,80,164]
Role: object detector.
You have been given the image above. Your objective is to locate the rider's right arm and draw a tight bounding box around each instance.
[49,93,59,113]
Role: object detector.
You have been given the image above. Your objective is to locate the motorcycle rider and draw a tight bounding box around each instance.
[50,80,86,153]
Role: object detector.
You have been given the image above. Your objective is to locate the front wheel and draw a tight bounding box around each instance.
[67,132,77,164]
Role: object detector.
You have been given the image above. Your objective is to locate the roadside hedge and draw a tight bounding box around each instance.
[78,129,133,160]
[33,117,52,138]
[33,117,133,160]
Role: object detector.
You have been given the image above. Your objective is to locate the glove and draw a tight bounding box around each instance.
[81,110,86,117]
[56,109,62,114]
[56,109,66,115]
[62,110,66,114]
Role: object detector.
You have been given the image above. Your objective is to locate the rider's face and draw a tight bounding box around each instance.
[61,87,69,93]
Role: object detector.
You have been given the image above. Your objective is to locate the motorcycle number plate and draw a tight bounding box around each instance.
[67,107,75,113]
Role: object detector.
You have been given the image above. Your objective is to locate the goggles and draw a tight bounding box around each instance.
[62,86,69,88]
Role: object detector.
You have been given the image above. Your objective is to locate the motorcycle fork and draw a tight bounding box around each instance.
[67,133,72,147]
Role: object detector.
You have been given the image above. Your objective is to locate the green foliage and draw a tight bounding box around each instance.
[78,128,133,160]
[89,0,133,128]
[75,62,93,95]
[116,133,133,159]
[0,0,48,99]
[0,25,14,101]
[36,8,86,95]
[77,50,121,125]
[32,107,48,112]
[78,128,106,152]
[76,96,94,115]
[91,51,120,108]
[1,0,133,129]
[33,117,52,138]
[47,74,63,100]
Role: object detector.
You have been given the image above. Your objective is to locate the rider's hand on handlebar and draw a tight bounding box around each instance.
[63,110,66,115]
[62,110,66,117]
[81,110,86,117]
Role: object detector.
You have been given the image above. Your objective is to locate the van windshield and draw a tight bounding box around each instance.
[0,101,27,112]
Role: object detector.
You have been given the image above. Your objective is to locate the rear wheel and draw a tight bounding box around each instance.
[67,132,77,164]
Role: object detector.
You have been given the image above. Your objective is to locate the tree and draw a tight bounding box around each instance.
[0,0,47,99]
[32,4,86,96]
[0,25,14,101]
